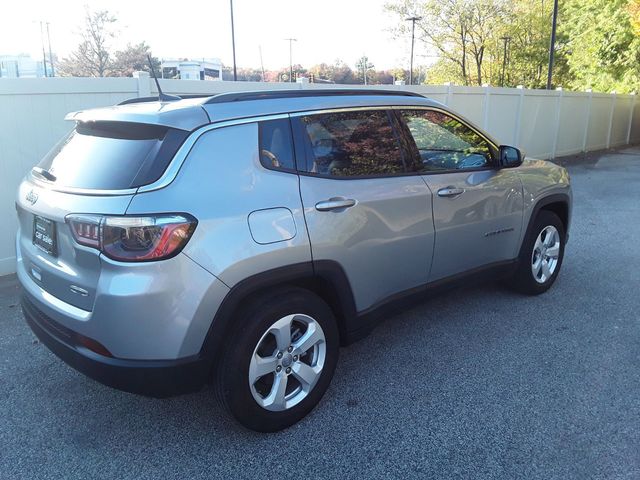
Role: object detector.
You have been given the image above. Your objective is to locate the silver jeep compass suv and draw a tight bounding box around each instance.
[17,90,571,431]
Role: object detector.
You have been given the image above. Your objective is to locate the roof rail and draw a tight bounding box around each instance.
[204,89,425,105]
[117,94,213,106]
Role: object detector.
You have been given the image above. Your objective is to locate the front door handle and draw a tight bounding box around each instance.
[315,197,357,212]
[437,187,465,198]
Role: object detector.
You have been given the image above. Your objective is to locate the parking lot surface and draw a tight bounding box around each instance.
[1,148,639,479]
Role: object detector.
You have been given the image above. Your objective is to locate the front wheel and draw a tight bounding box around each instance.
[509,210,565,295]
[217,288,339,432]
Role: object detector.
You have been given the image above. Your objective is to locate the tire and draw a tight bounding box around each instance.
[509,210,566,295]
[216,287,339,432]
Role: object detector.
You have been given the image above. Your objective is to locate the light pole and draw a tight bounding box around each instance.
[285,38,297,82]
[405,16,422,85]
[46,22,55,77]
[230,0,237,81]
[500,36,511,87]
[546,0,559,89]
[39,22,48,77]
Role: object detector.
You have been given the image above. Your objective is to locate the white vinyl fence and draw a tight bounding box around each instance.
[1,75,639,276]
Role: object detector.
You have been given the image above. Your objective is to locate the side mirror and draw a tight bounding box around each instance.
[499,145,523,168]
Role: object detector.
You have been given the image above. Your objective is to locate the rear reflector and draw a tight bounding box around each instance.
[66,214,197,262]
[76,334,113,357]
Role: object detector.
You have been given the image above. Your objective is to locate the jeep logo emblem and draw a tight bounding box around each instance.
[26,189,39,205]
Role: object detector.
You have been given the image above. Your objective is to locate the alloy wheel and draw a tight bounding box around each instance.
[531,225,561,284]
[248,314,326,411]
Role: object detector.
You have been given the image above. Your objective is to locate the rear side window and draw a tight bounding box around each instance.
[294,110,404,177]
[259,119,296,170]
[35,121,188,190]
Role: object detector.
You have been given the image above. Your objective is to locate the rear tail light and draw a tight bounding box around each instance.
[66,214,197,262]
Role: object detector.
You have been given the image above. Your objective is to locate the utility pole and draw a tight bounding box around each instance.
[46,22,54,77]
[546,0,559,89]
[405,16,422,85]
[285,38,297,82]
[39,22,48,77]
[500,36,511,87]
[230,0,237,81]
[363,58,367,85]
[258,46,265,82]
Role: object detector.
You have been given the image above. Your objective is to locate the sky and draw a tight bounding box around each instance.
[1,0,431,71]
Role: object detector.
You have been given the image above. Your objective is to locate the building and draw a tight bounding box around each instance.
[161,58,223,81]
[0,55,51,78]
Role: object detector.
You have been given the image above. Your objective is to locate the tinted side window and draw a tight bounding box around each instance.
[259,119,296,170]
[401,110,495,172]
[296,110,404,177]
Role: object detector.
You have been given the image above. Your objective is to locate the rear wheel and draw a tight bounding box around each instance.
[217,288,339,432]
[509,210,565,295]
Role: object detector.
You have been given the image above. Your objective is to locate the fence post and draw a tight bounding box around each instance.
[582,89,593,153]
[482,84,491,130]
[133,71,151,98]
[606,91,617,149]
[626,92,636,145]
[513,85,525,147]
[551,87,563,159]
[444,82,453,106]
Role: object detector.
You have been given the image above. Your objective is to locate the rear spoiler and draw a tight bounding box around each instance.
[117,94,214,106]
[64,99,211,131]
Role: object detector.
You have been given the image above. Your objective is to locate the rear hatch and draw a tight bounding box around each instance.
[16,120,189,311]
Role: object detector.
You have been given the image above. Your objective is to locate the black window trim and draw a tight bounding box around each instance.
[393,106,501,176]
[257,117,299,175]
[289,108,415,181]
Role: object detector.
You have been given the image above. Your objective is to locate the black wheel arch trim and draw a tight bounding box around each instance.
[198,260,358,371]
[520,193,571,255]
[199,255,522,376]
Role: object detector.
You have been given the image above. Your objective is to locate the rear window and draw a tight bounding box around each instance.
[35,121,189,190]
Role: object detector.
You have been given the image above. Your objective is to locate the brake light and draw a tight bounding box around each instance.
[66,214,197,262]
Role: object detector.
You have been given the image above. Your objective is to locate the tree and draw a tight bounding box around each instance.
[372,69,395,84]
[110,42,160,77]
[421,58,465,84]
[274,64,307,82]
[560,0,640,93]
[355,56,375,84]
[630,0,640,35]
[308,63,335,82]
[387,0,508,86]
[222,66,264,81]
[57,8,117,77]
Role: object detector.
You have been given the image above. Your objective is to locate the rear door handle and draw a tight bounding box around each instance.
[437,187,465,198]
[315,198,357,212]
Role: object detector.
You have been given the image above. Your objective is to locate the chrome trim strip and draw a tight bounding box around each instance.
[33,103,499,197]
[27,174,138,197]
[389,105,500,150]
[289,104,499,158]
[136,113,290,193]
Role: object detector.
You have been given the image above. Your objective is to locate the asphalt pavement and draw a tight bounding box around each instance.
[1,147,639,479]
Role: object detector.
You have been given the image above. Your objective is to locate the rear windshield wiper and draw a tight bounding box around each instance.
[32,167,57,182]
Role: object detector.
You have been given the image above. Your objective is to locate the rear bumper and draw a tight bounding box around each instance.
[22,294,210,398]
